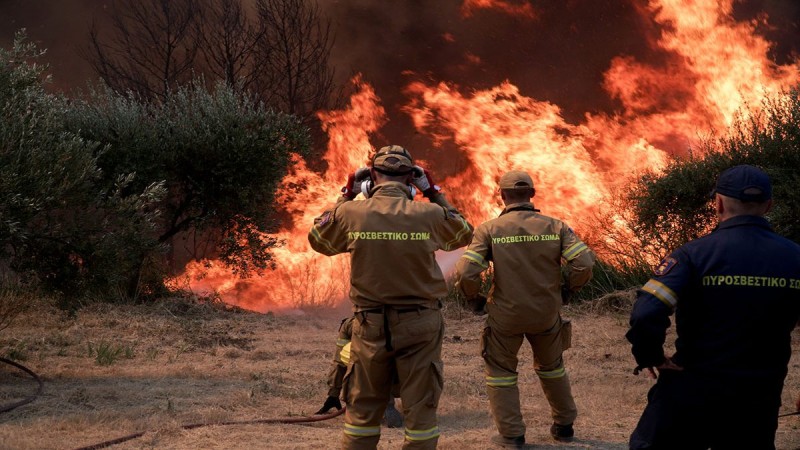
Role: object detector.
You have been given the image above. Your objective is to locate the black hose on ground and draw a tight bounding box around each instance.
[0,356,44,414]
[72,407,346,450]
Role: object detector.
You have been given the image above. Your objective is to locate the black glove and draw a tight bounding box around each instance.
[466,294,487,315]
[561,285,571,305]
[315,395,342,415]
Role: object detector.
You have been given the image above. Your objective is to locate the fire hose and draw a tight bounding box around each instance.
[2,354,798,447]
[72,408,345,450]
[0,356,44,414]
[0,356,345,449]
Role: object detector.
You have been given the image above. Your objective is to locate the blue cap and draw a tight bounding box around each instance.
[713,165,772,202]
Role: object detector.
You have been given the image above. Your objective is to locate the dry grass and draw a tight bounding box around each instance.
[0,298,799,450]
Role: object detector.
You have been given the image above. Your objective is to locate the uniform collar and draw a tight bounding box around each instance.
[715,215,772,232]
[369,181,413,199]
[500,201,540,216]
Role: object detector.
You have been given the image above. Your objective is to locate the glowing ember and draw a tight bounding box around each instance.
[176,0,799,312]
[461,0,537,19]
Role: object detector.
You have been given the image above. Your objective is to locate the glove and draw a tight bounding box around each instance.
[315,395,342,414]
[341,167,371,200]
[465,294,487,315]
[411,165,441,197]
[561,285,571,305]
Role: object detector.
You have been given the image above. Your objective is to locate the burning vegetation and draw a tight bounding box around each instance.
[0,0,799,312]
[179,0,800,312]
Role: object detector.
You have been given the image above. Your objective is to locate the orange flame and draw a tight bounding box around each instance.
[461,0,537,19]
[177,0,799,312]
[176,75,385,312]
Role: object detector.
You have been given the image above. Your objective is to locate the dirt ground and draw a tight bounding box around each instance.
[1,298,799,450]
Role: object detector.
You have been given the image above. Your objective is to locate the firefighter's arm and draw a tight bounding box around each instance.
[435,207,474,252]
[626,288,672,372]
[308,206,348,256]
[560,224,596,291]
[626,250,688,374]
[454,225,490,299]
[411,165,460,212]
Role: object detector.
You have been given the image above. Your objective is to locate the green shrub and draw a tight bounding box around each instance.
[0,32,165,304]
[626,85,800,256]
[67,80,311,280]
[87,340,134,366]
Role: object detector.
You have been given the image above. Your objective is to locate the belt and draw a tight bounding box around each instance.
[360,305,429,314]
[355,304,438,352]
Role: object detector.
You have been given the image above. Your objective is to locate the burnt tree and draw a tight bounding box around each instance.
[194,0,265,92]
[87,0,202,100]
[254,0,339,125]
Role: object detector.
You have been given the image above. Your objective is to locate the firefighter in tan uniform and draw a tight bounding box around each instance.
[455,170,595,448]
[315,316,404,428]
[308,145,473,450]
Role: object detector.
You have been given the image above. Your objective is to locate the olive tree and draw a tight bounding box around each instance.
[1,32,165,304]
[66,80,311,280]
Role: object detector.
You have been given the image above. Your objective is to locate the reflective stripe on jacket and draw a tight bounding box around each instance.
[456,202,595,330]
[308,182,473,309]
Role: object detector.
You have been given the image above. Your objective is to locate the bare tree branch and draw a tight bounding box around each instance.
[194,0,266,92]
[254,0,337,124]
[85,0,202,100]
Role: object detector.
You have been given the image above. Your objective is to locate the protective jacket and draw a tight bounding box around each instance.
[457,202,595,331]
[627,215,800,378]
[309,182,473,309]
[627,214,800,449]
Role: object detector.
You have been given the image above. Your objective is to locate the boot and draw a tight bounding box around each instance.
[550,423,574,442]
[382,398,403,428]
[490,434,525,448]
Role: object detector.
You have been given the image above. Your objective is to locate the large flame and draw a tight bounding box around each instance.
[177,0,799,312]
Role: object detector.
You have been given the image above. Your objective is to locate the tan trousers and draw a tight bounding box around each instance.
[341,307,444,450]
[481,316,577,438]
[327,317,355,397]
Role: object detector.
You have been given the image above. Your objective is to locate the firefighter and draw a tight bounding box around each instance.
[626,165,800,449]
[315,316,404,428]
[454,170,595,448]
[308,145,473,450]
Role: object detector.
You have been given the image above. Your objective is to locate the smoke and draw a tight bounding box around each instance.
[2,1,797,120]
[6,0,795,310]
[0,0,104,92]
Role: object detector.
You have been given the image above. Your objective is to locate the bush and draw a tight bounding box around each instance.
[66,81,311,281]
[626,85,800,257]
[0,31,165,304]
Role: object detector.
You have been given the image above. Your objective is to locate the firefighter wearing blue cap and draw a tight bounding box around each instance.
[627,165,800,449]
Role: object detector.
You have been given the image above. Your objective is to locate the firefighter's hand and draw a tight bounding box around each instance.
[561,285,571,305]
[315,395,342,415]
[411,165,441,197]
[341,167,370,200]
[634,357,683,380]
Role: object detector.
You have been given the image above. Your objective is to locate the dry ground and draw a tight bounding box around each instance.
[1,297,799,450]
